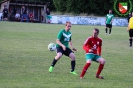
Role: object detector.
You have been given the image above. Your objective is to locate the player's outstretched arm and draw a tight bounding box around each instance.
[69,41,77,52]
[127,24,130,31]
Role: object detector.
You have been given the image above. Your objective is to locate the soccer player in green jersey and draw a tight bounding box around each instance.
[105,10,114,35]
[49,22,78,75]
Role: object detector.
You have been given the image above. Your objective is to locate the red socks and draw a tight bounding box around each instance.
[80,63,91,77]
[96,64,104,77]
[80,63,104,79]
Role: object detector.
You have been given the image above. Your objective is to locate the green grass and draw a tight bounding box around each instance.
[0,21,133,88]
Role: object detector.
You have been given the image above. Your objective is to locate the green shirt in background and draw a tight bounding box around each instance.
[106,14,114,24]
[56,29,72,48]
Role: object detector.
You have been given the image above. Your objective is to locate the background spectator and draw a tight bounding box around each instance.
[21,6,28,22]
[3,5,8,21]
[29,11,34,22]
[15,11,21,21]
[46,8,52,23]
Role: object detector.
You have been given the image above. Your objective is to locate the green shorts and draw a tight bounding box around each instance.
[85,53,101,61]
[46,15,52,19]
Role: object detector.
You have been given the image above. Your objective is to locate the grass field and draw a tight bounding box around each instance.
[0,21,133,88]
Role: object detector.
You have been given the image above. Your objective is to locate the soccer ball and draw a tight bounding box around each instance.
[48,43,56,51]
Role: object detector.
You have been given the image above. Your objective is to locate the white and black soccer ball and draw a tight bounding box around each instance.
[48,43,56,51]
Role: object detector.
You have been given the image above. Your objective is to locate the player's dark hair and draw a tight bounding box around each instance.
[94,28,99,34]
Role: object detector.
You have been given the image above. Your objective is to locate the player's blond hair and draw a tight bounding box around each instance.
[65,21,71,26]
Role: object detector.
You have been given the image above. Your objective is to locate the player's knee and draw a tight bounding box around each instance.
[101,59,105,64]
[71,56,76,61]
[55,53,62,60]
[69,53,75,60]
[97,58,105,64]
[87,59,92,63]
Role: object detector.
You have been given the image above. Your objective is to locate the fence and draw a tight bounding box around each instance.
[50,15,128,27]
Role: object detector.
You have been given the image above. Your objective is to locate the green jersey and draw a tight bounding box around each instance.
[106,14,114,24]
[56,29,72,48]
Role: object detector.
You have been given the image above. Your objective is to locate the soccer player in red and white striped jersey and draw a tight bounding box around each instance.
[80,28,105,79]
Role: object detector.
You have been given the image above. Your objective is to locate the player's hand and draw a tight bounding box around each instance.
[62,45,66,51]
[89,49,93,53]
[72,48,77,52]
[127,28,129,32]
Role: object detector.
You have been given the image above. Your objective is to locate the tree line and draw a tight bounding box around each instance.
[0,0,133,17]
[53,0,133,17]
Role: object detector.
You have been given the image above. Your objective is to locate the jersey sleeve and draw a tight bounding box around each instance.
[69,37,71,41]
[83,38,91,52]
[57,30,63,40]
[69,31,72,42]
[106,14,108,19]
[97,39,102,56]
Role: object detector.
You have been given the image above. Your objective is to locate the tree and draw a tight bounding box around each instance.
[53,0,67,13]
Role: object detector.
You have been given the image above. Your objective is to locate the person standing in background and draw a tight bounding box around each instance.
[105,10,114,35]
[21,6,28,22]
[3,5,8,21]
[46,8,52,23]
[127,12,133,47]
